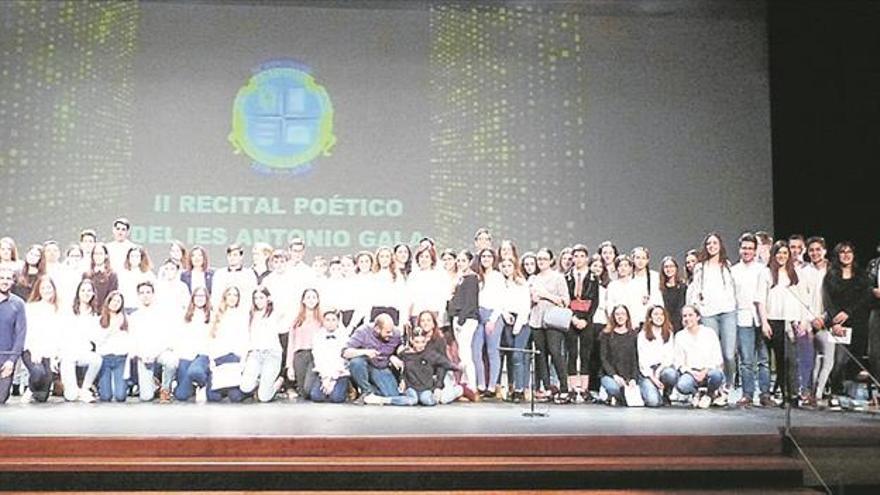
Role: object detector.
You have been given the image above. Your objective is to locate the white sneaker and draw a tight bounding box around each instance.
[698,394,712,409]
[78,388,96,403]
[363,393,387,405]
[713,390,729,407]
[20,389,33,404]
[195,386,207,404]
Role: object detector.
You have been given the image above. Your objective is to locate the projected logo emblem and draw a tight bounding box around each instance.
[229,59,335,174]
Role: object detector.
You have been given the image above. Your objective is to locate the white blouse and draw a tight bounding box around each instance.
[24,301,61,361]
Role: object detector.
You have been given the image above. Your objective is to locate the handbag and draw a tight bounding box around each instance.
[543,306,573,332]
[624,382,645,407]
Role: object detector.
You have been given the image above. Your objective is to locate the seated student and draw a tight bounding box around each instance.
[379,327,462,406]
[206,286,247,403]
[599,305,639,406]
[637,306,679,407]
[342,313,403,405]
[173,287,212,402]
[94,291,131,403]
[130,281,178,403]
[414,310,465,403]
[674,305,726,409]
[308,310,351,404]
[22,275,61,403]
[239,286,286,403]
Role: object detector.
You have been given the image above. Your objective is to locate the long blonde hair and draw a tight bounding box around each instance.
[210,286,240,338]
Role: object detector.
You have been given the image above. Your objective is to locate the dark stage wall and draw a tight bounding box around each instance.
[769,0,880,261]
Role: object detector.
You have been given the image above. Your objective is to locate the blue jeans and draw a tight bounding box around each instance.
[600,375,626,402]
[676,369,725,396]
[174,355,209,401]
[348,356,399,397]
[473,307,502,391]
[737,325,770,399]
[389,387,433,406]
[639,367,680,407]
[502,322,532,391]
[702,311,737,387]
[98,354,128,402]
[309,376,350,403]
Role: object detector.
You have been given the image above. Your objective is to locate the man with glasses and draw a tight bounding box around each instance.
[731,233,771,407]
[0,267,27,404]
[282,237,316,309]
[106,217,136,273]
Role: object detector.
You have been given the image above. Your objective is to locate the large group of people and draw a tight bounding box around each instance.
[1,218,878,412]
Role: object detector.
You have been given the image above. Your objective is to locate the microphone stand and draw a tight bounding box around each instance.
[498,344,547,417]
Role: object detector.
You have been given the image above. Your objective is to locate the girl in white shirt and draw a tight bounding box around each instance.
[118,246,156,314]
[606,255,644,325]
[407,246,449,328]
[59,279,102,402]
[686,233,738,391]
[22,275,61,403]
[674,305,725,408]
[155,258,191,321]
[598,241,619,281]
[637,306,679,407]
[240,286,286,402]
[473,248,505,397]
[755,240,811,407]
[498,257,532,402]
[347,251,376,333]
[631,247,664,324]
[370,246,408,327]
[173,287,212,401]
[207,286,248,402]
[95,290,131,402]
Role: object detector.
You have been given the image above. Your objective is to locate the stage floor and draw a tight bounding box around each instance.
[1,399,877,437]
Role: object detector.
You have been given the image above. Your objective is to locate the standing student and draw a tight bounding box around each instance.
[346,251,376,334]
[674,305,726,409]
[22,275,60,402]
[320,258,356,329]
[638,306,679,407]
[130,281,178,403]
[84,243,118,308]
[867,242,880,386]
[281,237,316,312]
[251,243,273,285]
[0,267,27,404]
[496,239,520,264]
[168,240,189,273]
[0,237,22,272]
[821,242,872,403]
[529,248,571,403]
[789,234,807,269]
[173,287,212,402]
[659,256,687,332]
[588,254,610,395]
[755,240,811,407]
[470,228,493,272]
[78,229,97,274]
[105,218,136,273]
[473,248,504,398]
[448,250,480,398]
[599,305,639,406]
[180,245,214,296]
[566,244,599,400]
[56,245,85,308]
[558,247,574,275]
[118,246,155,314]
[311,256,328,279]
[309,310,351,403]
[59,279,102,402]
[206,286,248,403]
[95,291,131,402]
[394,243,413,278]
[755,232,773,265]
[370,246,408,326]
[499,257,532,403]
[240,286,286,402]
[686,233,737,392]
[286,288,321,398]
[731,233,771,407]
[155,258,190,320]
[606,255,646,326]
[598,241,619,281]
[803,237,833,402]
[407,246,449,329]
[12,244,44,301]
[211,244,257,310]
[630,247,664,326]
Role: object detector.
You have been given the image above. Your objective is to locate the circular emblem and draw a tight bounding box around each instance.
[229,59,335,174]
